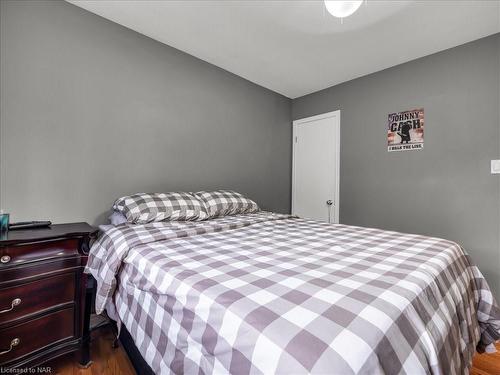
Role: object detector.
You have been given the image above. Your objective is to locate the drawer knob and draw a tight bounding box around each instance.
[0,298,21,314]
[0,255,11,264]
[0,338,20,356]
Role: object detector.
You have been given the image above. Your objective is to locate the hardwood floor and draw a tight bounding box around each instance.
[48,326,135,375]
[471,342,500,375]
[48,329,499,375]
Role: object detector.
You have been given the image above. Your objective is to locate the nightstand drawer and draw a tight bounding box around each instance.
[0,307,74,365]
[0,222,94,368]
[0,273,75,325]
[0,239,80,268]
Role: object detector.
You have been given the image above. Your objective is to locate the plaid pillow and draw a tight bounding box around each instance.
[113,192,208,224]
[193,190,259,218]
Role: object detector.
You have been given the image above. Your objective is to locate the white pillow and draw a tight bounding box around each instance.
[109,210,127,225]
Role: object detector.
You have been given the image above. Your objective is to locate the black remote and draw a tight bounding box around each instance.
[9,221,52,230]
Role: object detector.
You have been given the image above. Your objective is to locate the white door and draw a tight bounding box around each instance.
[292,111,340,223]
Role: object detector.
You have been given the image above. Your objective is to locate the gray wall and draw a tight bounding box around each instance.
[0,0,292,225]
[293,34,500,300]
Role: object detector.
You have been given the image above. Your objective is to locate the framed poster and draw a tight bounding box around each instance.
[387,108,424,152]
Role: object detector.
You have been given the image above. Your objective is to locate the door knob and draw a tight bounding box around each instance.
[326,200,333,206]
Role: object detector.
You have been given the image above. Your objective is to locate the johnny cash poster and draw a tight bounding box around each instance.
[387,108,424,152]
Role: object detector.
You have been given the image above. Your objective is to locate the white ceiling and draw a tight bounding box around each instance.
[68,1,499,99]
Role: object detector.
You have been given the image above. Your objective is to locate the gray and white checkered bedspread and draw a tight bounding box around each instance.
[86,212,500,374]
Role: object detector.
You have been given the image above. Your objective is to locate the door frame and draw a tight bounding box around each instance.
[292,110,341,223]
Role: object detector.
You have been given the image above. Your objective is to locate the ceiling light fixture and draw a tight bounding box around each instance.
[324,0,363,18]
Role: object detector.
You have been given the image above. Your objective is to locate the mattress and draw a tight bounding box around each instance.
[86,211,500,374]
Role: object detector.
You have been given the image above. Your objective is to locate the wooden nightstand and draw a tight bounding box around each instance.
[0,223,97,369]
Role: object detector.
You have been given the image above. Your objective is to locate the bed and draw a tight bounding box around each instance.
[86,211,500,374]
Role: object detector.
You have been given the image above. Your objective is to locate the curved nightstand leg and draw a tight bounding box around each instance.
[78,275,93,368]
[78,359,93,369]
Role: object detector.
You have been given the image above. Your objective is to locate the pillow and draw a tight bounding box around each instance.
[113,192,207,224]
[193,190,259,218]
[108,211,127,225]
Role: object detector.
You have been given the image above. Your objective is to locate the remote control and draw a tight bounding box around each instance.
[9,221,52,230]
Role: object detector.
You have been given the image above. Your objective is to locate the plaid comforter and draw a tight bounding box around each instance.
[86,212,500,374]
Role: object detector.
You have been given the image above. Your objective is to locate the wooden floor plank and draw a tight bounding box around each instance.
[48,326,136,375]
[471,342,500,375]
